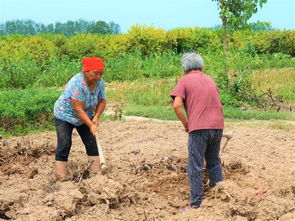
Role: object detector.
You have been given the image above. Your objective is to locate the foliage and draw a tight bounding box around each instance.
[230,30,295,56]
[167,27,222,54]
[252,68,295,102]
[105,53,182,82]
[124,104,177,120]
[245,21,273,31]
[1,64,294,136]
[223,107,295,120]
[0,19,121,35]
[0,26,294,119]
[0,35,57,66]
[91,21,114,34]
[60,34,102,59]
[124,104,295,121]
[107,78,177,106]
[253,30,295,56]
[212,0,268,78]
[126,25,168,56]
[0,88,60,133]
[212,0,268,30]
[0,24,294,136]
[0,45,294,91]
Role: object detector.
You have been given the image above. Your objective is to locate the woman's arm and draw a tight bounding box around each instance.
[72,99,97,134]
[92,99,106,125]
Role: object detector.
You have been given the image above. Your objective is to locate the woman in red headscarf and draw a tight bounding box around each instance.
[53,57,106,179]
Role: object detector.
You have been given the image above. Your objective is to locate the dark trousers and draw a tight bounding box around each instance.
[188,129,223,207]
[55,117,99,161]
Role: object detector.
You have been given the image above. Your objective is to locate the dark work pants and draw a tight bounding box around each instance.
[55,117,99,161]
[188,129,223,207]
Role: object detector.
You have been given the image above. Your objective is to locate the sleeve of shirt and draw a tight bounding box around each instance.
[98,80,106,100]
[67,82,85,102]
[170,80,185,100]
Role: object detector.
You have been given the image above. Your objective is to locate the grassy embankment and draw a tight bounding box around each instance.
[0,28,294,136]
[1,57,294,137]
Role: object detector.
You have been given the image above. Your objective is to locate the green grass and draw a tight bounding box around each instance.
[1,52,294,89]
[223,107,295,120]
[1,64,294,138]
[124,104,295,121]
[0,87,110,137]
[124,105,177,120]
[0,111,111,138]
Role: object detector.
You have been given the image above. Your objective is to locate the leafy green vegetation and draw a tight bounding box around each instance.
[0,19,120,35]
[124,104,295,121]
[0,26,294,136]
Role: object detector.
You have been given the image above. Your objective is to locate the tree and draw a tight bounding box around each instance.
[0,19,121,36]
[91,21,112,34]
[109,21,121,34]
[212,0,267,77]
[246,21,272,31]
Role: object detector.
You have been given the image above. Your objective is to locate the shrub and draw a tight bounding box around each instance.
[253,30,295,56]
[61,33,103,59]
[126,25,169,56]
[0,88,60,133]
[167,27,222,54]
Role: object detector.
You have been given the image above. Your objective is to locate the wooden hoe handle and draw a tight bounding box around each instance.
[95,131,106,169]
[221,132,233,152]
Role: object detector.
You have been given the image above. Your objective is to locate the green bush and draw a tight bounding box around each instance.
[60,33,103,59]
[230,30,295,56]
[0,58,40,88]
[254,30,295,56]
[104,53,182,82]
[167,27,222,54]
[0,28,294,92]
[32,58,81,87]
[0,88,60,134]
[126,25,169,56]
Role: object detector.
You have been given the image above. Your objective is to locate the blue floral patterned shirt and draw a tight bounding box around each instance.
[54,72,106,126]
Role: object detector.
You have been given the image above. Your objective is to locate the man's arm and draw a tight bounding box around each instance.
[173,96,188,133]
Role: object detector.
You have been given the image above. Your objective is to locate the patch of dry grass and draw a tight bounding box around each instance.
[252,68,295,102]
[225,119,295,131]
[106,78,177,106]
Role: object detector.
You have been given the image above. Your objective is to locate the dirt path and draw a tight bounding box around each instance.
[0,120,295,221]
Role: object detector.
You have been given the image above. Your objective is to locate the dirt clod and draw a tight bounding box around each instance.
[27,167,38,179]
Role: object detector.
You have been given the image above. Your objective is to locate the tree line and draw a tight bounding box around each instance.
[0,19,121,36]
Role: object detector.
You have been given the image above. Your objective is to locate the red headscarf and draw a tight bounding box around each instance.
[82,57,104,71]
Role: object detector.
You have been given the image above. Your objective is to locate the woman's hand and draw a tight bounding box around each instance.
[91,117,99,135]
[89,124,98,136]
[92,117,99,127]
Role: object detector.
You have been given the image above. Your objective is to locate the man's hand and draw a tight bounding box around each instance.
[173,96,188,133]
[183,121,189,133]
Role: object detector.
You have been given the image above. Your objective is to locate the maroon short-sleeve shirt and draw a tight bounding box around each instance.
[171,70,224,133]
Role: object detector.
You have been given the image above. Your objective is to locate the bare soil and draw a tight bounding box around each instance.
[0,120,295,221]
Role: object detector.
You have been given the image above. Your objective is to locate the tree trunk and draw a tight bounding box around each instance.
[221,14,229,87]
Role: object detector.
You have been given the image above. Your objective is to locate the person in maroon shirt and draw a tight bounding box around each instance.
[171,52,224,209]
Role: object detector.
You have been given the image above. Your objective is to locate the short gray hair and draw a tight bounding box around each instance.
[181,52,204,72]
